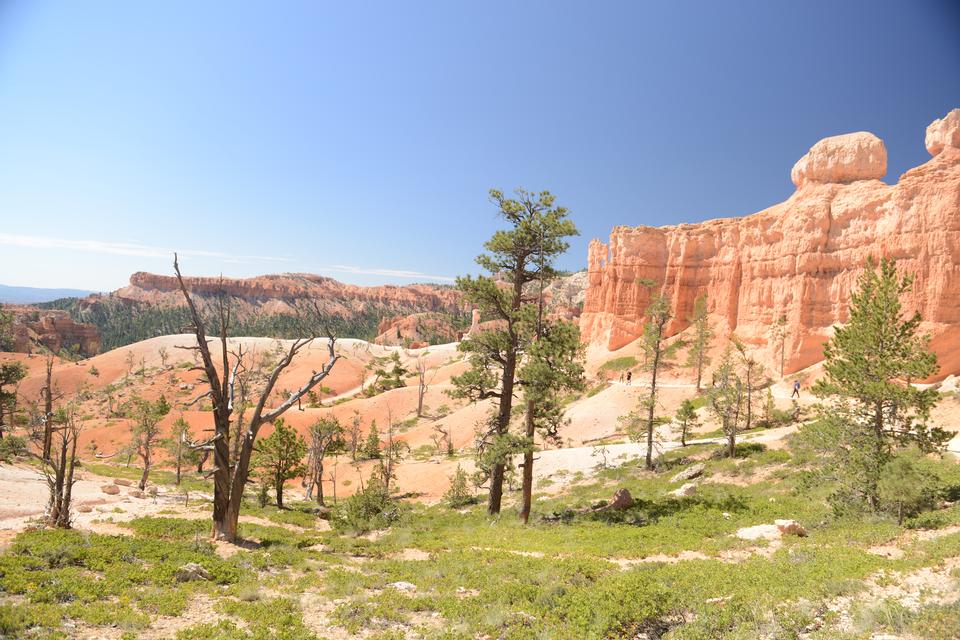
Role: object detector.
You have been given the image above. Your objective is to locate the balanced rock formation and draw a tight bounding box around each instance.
[581,109,960,378]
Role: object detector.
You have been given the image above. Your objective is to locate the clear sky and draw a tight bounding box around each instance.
[0,1,958,291]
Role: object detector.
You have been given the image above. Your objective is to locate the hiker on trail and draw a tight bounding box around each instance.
[792,380,801,399]
[619,371,625,383]
[626,371,632,386]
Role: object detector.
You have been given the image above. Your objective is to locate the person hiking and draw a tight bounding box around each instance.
[626,371,632,386]
[791,380,801,399]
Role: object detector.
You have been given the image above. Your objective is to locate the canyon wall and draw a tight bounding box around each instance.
[580,109,960,378]
[119,272,463,316]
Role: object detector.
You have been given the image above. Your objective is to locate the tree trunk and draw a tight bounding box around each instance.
[726,418,736,458]
[275,473,284,509]
[59,434,78,528]
[174,440,182,486]
[42,360,54,462]
[488,464,505,515]
[489,347,517,516]
[519,399,535,524]
[138,457,150,491]
[645,345,661,470]
[315,461,325,505]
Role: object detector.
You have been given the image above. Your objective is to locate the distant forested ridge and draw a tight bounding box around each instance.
[40,296,469,352]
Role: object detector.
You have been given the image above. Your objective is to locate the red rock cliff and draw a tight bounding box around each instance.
[580,109,960,378]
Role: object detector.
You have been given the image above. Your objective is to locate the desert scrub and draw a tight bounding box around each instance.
[0,528,244,636]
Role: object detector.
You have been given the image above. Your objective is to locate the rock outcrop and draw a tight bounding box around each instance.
[581,109,960,379]
[373,312,460,347]
[3,306,101,356]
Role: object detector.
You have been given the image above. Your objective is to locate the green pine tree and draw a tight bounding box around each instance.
[684,293,713,392]
[363,421,381,460]
[253,418,307,509]
[812,257,945,510]
[449,188,578,515]
[675,399,700,447]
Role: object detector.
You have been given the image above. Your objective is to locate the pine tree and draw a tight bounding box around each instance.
[675,399,700,447]
[253,418,307,509]
[0,361,27,439]
[363,422,381,460]
[450,188,578,515]
[165,416,198,486]
[709,345,743,458]
[637,293,683,469]
[444,465,474,508]
[813,257,945,509]
[684,293,713,392]
[517,315,584,522]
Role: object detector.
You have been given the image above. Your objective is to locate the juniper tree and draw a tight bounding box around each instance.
[812,257,945,510]
[253,418,306,509]
[685,293,713,392]
[450,188,578,515]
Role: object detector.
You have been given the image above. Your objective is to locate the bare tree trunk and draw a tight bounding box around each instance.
[315,461,325,506]
[42,357,54,461]
[519,399,535,524]
[138,450,150,491]
[58,434,78,528]
[174,438,182,486]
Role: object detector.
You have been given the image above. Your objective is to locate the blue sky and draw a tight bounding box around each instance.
[0,1,958,291]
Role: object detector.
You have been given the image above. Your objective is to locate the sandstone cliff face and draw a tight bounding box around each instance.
[581,109,960,379]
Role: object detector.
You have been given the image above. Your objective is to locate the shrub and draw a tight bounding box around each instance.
[444,465,476,508]
[331,474,402,534]
[0,435,28,463]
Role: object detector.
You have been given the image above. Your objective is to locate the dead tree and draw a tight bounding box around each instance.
[406,350,437,418]
[40,356,63,461]
[41,404,82,528]
[304,416,345,505]
[131,397,165,490]
[173,255,340,542]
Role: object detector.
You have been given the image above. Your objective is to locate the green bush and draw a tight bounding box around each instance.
[444,465,476,508]
[0,435,28,462]
[331,474,403,534]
